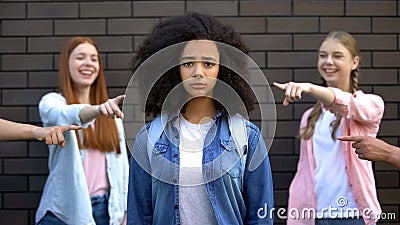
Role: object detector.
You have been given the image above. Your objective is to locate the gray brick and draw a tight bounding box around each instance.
[29,176,47,192]
[373,52,400,67]
[248,52,266,68]
[347,1,396,16]
[275,121,300,138]
[274,190,289,206]
[133,1,184,17]
[91,36,133,52]
[29,141,49,157]
[321,18,371,33]
[219,17,266,34]
[360,69,398,85]
[108,18,159,35]
[1,20,52,36]
[0,176,27,191]
[275,104,293,120]
[373,18,400,33]
[273,173,294,189]
[268,17,318,33]
[28,37,69,53]
[28,106,41,123]
[270,155,299,171]
[294,69,321,84]
[28,2,78,18]
[353,34,397,51]
[4,193,41,209]
[359,51,372,68]
[241,35,292,51]
[133,35,148,51]
[0,3,25,19]
[374,86,400,102]
[383,103,399,119]
[294,34,327,50]
[2,89,52,106]
[268,52,315,68]
[262,69,292,84]
[294,103,315,120]
[0,37,26,53]
[269,138,295,155]
[55,19,106,35]
[187,1,238,16]
[379,120,400,136]
[28,71,58,88]
[0,210,28,225]
[4,159,48,175]
[378,189,400,204]
[0,72,27,88]
[81,1,131,18]
[248,68,271,85]
[104,70,131,87]
[375,172,399,188]
[0,107,27,122]
[240,0,291,16]
[2,54,53,71]
[294,0,344,16]
[107,53,135,70]
[0,142,27,157]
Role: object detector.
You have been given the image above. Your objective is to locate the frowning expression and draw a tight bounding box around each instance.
[180,40,220,98]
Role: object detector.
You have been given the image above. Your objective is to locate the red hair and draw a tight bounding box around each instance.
[59,37,121,154]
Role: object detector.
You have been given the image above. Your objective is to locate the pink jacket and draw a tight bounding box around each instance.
[287,88,384,225]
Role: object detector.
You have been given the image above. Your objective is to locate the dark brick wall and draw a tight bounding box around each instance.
[0,0,399,224]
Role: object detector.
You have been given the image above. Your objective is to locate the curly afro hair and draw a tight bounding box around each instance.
[131,12,257,118]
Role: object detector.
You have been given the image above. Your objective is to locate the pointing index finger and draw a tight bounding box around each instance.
[338,136,364,142]
[273,82,287,90]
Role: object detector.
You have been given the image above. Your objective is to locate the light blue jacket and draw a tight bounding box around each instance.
[127,112,274,225]
[36,92,129,225]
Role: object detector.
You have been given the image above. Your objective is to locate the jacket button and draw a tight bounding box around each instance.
[173,153,178,158]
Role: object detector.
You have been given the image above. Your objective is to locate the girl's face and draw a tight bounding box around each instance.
[68,42,100,89]
[180,40,220,98]
[318,38,359,91]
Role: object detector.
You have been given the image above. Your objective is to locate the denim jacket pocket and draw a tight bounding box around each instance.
[151,143,168,184]
[220,138,242,179]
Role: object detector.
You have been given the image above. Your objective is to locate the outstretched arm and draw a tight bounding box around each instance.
[79,95,125,123]
[273,82,335,106]
[0,118,81,147]
[339,136,400,169]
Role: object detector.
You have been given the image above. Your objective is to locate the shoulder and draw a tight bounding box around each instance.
[354,90,384,107]
[39,92,65,105]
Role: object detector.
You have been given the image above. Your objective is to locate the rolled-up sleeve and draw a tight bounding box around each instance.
[324,87,384,125]
[39,92,95,128]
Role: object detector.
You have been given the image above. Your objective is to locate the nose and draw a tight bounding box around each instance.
[192,62,204,78]
[83,57,93,66]
[326,55,334,65]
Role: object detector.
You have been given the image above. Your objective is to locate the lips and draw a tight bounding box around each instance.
[190,83,206,89]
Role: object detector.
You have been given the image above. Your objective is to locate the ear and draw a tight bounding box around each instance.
[351,56,360,70]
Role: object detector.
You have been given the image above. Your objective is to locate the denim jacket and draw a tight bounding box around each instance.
[127,112,274,225]
[36,93,129,225]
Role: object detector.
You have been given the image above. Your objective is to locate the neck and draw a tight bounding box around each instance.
[75,86,91,104]
[182,97,216,124]
[327,80,351,92]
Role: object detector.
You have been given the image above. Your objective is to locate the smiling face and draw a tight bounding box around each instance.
[68,42,100,89]
[179,40,220,98]
[318,38,359,91]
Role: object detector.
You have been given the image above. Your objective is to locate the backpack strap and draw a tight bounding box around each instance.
[228,113,249,190]
[147,114,167,164]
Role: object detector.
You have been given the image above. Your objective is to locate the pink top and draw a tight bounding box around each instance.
[287,88,384,225]
[83,149,110,196]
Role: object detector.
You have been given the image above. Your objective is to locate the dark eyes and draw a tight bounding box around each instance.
[181,61,216,67]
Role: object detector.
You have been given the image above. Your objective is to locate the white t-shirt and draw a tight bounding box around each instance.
[178,115,218,225]
[313,109,358,218]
